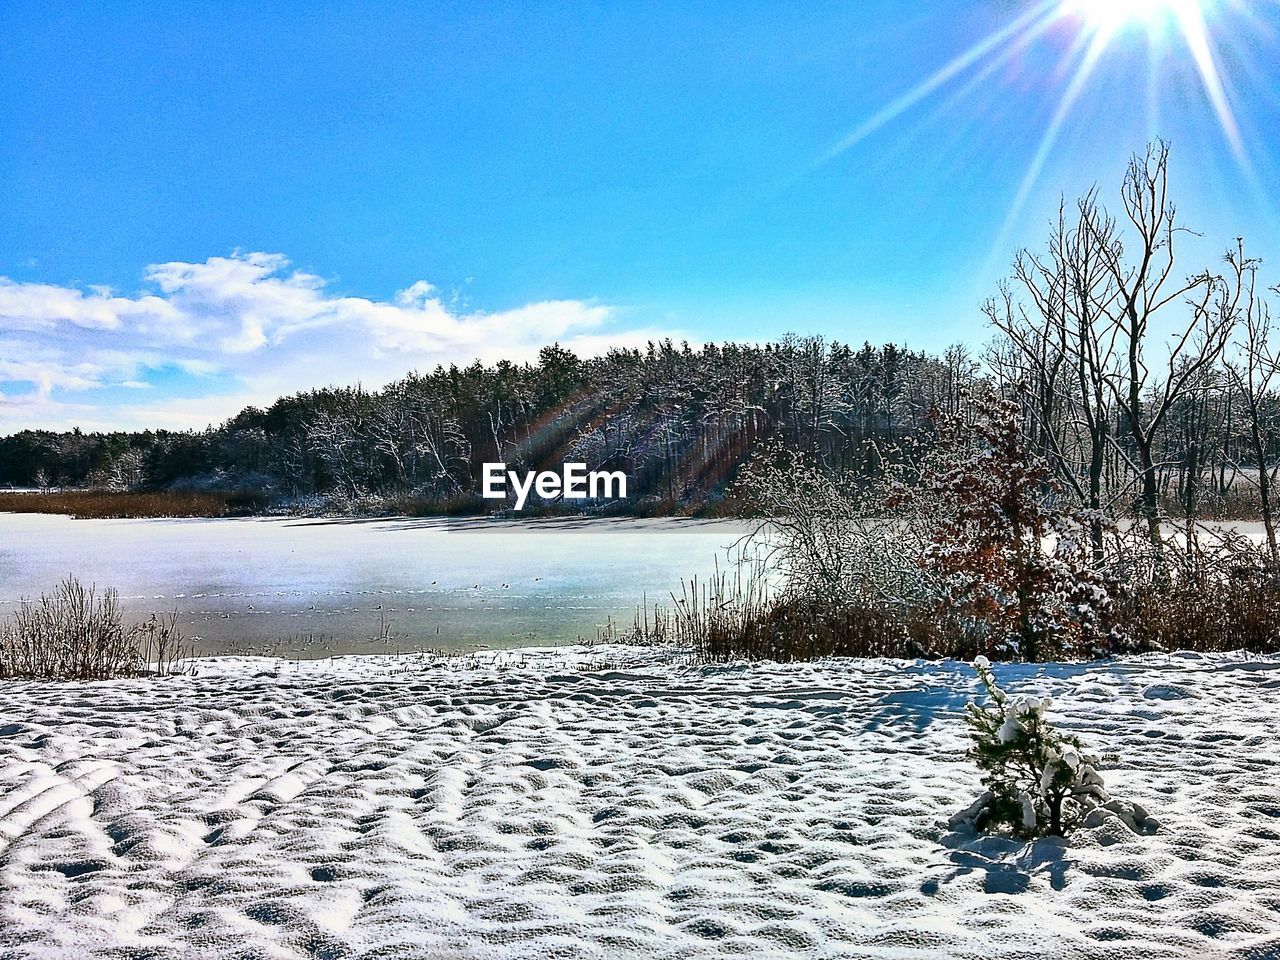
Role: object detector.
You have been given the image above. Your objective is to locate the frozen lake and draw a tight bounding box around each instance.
[0,513,754,656]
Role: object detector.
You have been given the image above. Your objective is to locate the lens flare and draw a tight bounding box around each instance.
[818,0,1267,267]
[1066,0,1189,34]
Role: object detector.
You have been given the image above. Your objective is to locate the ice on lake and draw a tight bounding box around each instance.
[0,513,755,656]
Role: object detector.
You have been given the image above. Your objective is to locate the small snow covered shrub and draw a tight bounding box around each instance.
[955,656,1114,838]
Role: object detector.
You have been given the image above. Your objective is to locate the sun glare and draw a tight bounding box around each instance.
[1061,0,1244,158]
[817,0,1263,272]
[1065,0,1193,35]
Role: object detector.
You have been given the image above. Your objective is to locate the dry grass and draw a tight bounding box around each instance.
[602,565,966,662]
[0,577,189,680]
[1116,571,1280,654]
[0,490,267,519]
[611,553,1280,663]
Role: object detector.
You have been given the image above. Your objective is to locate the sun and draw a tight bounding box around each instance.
[816,0,1255,265]
[1056,0,1236,152]
[1065,0,1194,34]
[820,0,1239,167]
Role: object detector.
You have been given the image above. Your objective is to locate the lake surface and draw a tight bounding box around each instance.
[0,514,756,656]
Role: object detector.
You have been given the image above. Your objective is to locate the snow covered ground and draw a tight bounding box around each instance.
[1,646,1278,959]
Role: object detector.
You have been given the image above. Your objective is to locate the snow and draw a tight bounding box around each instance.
[1,646,1278,959]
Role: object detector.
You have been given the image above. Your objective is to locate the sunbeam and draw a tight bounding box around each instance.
[819,0,1269,265]
[986,28,1112,273]
[1175,3,1245,156]
[813,0,1063,166]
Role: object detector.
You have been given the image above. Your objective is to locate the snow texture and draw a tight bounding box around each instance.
[1,646,1278,959]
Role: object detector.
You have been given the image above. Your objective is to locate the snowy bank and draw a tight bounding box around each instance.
[1,646,1278,959]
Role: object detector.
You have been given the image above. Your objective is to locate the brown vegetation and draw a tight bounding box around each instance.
[613,564,1280,663]
[1117,570,1280,654]
[0,490,267,519]
[614,396,1280,664]
[0,577,188,680]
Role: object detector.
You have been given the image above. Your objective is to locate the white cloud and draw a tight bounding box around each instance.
[0,278,179,333]
[0,252,673,432]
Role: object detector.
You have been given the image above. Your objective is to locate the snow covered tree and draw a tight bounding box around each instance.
[955,656,1110,838]
[908,393,1122,661]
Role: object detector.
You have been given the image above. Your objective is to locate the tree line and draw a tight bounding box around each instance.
[2,143,1276,530]
[0,339,974,515]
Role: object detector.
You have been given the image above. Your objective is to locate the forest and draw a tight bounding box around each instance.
[2,145,1278,538]
[0,338,974,516]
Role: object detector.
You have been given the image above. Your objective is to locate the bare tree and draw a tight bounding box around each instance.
[1085,142,1230,557]
[1222,241,1280,559]
[308,408,367,503]
[995,142,1235,566]
[988,191,1122,565]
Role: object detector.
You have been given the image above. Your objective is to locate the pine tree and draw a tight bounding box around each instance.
[957,657,1110,837]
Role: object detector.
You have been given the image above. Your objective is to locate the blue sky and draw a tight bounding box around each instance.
[2,0,1278,430]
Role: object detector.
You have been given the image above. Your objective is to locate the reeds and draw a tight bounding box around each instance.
[602,563,953,662]
[0,577,188,680]
[1116,570,1280,654]
[612,554,1280,663]
[131,611,190,676]
[0,490,266,519]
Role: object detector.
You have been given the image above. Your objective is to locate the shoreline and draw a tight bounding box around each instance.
[0,489,749,522]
